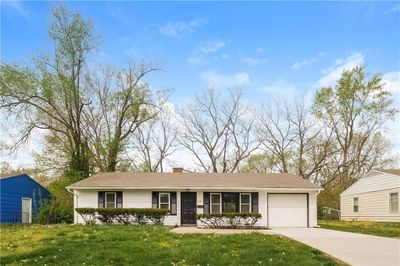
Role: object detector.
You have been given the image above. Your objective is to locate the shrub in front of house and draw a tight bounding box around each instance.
[196,213,262,229]
[36,199,74,224]
[75,208,169,225]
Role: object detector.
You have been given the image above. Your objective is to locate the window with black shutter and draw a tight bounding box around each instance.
[152,191,177,215]
[152,192,159,208]
[116,192,123,208]
[98,192,105,208]
[170,192,177,215]
[251,192,259,213]
[203,192,210,214]
[98,191,123,208]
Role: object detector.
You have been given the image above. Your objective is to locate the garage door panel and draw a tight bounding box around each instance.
[268,194,308,228]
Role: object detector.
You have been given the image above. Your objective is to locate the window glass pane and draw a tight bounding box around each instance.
[241,194,250,204]
[241,205,250,213]
[160,203,169,209]
[160,193,169,203]
[353,198,358,212]
[211,194,220,203]
[211,204,221,214]
[222,193,239,213]
[390,193,398,213]
[106,193,115,208]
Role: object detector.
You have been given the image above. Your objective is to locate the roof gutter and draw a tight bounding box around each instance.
[65,186,321,191]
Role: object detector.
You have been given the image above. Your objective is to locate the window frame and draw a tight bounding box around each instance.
[159,192,170,210]
[105,192,117,208]
[210,193,222,214]
[240,193,252,213]
[353,197,359,213]
[389,192,399,213]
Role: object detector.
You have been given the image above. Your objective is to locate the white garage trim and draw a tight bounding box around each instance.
[267,193,309,228]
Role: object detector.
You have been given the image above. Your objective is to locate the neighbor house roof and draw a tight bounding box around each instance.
[67,172,321,190]
[0,173,19,179]
[374,169,400,176]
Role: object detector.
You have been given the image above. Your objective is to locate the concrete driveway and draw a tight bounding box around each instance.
[271,228,400,266]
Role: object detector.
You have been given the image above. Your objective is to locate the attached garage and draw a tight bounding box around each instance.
[268,193,308,228]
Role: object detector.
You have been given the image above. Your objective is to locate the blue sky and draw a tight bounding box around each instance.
[1,1,400,167]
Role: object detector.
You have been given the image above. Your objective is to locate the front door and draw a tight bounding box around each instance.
[22,198,32,223]
[181,192,197,225]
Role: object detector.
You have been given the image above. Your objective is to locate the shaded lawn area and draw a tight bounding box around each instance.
[0,224,340,266]
[318,220,400,238]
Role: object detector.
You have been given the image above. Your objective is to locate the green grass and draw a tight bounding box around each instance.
[0,224,340,266]
[318,220,400,238]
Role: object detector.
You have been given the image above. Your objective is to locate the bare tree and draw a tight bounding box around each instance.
[83,63,159,172]
[257,101,296,173]
[178,89,259,173]
[126,106,178,172]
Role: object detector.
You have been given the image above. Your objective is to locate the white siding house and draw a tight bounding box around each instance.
[67,170,322,228]
[340,169,400,222]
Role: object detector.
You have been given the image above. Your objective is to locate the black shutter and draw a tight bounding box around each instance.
[116,192,123,208]
[98,192,105,208]
[251,192,259,213]
[170,192,177,215]
[152,192,159,208]
[203,192,210,214]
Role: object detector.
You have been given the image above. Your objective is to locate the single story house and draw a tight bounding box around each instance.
[67,168,322,228]
[0,173,50,223]
[340,169,400,222]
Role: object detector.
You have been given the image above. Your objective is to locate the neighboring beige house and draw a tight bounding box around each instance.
[340,169,400,222]
[67,168,322,228]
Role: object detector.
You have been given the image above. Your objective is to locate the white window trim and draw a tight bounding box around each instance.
[240,193,252,213]
[159,192,170,210]
[105,192,117,208]
[389,192,399,213]
[353,197,359,213]
[210,193,222,214]
[21,198,32,223]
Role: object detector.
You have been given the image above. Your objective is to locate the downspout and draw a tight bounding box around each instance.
[67,188,78,224]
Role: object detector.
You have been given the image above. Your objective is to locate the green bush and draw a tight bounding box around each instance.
[196,213,262,228]
[36,199,73,224]
[75,208,169,225]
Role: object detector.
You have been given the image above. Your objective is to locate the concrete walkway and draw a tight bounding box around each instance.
[271,228,400,266]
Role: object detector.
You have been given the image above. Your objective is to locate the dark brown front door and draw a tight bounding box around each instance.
[181,192,197,225]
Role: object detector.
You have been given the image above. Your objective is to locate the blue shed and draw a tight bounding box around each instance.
[0,173,50,223]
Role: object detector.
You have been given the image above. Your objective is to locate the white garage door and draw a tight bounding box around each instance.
[268,194,308,228]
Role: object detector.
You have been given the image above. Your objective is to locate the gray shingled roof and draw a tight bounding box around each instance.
[375,169,400,176]
[67,172,321,189]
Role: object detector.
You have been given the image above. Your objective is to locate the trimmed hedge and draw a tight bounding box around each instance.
[75,208,169,225]
[196,213,262,228]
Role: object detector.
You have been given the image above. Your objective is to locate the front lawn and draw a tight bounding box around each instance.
[0,224,340,265]
[318,220,400,238]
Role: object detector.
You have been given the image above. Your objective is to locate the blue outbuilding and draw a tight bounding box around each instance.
[0,173,50,223]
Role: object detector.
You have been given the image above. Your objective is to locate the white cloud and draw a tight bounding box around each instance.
[124,46,140,57]
[241,57,259,65]
[316,52,365,87]
[1,0,30,18]
[382,72,400,94]
[187,39,226,65]
[240,57,268,65]
[256,48,264,53]
[385,3,400,14]
[186,56,208,65]
[259,81,300,101]
[201,70,250,88]
[159,18,207,39]
[291,52,325,70]
[197,40,225,54]
[221,53,231,59]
